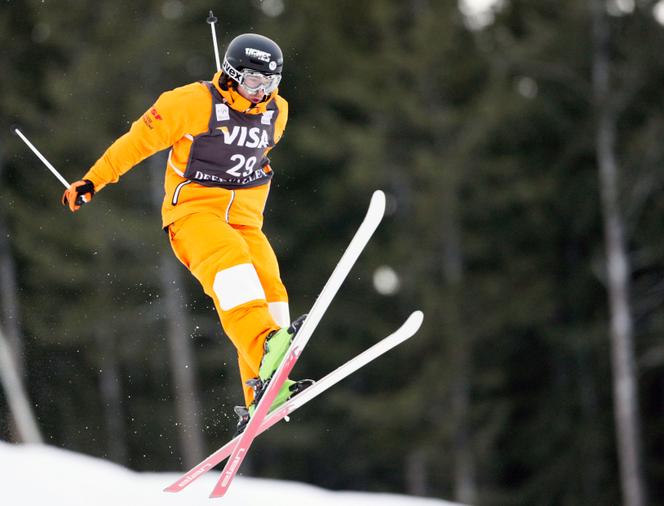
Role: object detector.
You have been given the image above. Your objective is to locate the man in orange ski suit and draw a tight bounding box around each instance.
[62,34,303,415]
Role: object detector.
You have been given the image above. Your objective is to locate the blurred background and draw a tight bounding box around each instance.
[1,1,664,505]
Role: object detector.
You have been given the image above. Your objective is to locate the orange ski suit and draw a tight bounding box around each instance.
[83,71,290,405]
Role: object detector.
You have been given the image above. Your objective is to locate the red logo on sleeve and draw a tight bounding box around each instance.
[150,108,163,120]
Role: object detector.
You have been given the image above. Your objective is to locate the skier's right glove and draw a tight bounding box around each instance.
[62,179,95,212]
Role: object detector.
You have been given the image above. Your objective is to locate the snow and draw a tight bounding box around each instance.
[0,441,459,506]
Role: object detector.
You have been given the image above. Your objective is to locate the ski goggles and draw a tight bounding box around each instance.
[240,71,281,93]
[223,60,281,94]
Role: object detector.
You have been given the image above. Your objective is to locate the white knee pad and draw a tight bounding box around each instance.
[268,301,290,327]
[213,263,266,311]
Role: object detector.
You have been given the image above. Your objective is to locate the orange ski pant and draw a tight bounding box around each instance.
[167,212,288,405]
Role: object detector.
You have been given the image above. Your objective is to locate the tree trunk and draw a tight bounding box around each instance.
[591,2,647,505]
[95,326,128,464]
[406,447,428,496]
[440,170,477,506]
[160,249,206,467]
[0,325,43,443]
[0,215,22,376]
[0,203,24,444]
[149,155,205,468]
[0,138,35,443]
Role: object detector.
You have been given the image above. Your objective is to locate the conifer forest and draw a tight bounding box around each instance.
[1,1,664,505]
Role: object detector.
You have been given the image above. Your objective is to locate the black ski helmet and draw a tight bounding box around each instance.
[222,33,283,77]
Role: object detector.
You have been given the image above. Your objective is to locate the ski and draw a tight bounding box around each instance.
[163,310,423,493]
[209,190,386,497]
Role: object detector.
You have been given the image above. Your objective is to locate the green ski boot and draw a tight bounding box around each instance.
[233,315,312,436]
[234,378,314,435]
[258,314,307,382]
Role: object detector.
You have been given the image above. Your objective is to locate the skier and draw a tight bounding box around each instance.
[61,33,311,433]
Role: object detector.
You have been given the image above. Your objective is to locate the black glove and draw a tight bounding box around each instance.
[61,179,95,212]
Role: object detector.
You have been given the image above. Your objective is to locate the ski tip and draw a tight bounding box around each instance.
[163,481,186,493]
[407,310,424,332]
[209,488,226,499]
[10,124,20,135]
[370,190,386,213]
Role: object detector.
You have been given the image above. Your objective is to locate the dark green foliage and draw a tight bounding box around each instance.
[1,0,664,504]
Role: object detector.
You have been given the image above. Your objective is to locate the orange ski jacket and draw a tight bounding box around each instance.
[83,71,288,229]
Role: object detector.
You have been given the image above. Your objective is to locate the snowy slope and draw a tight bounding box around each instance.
[0,441,459,506]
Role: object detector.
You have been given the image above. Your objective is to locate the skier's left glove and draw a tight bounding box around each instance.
[62,179,95,212]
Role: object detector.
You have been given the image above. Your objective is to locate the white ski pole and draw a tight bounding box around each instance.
[206,10,221,72]
[11,126,87,203]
